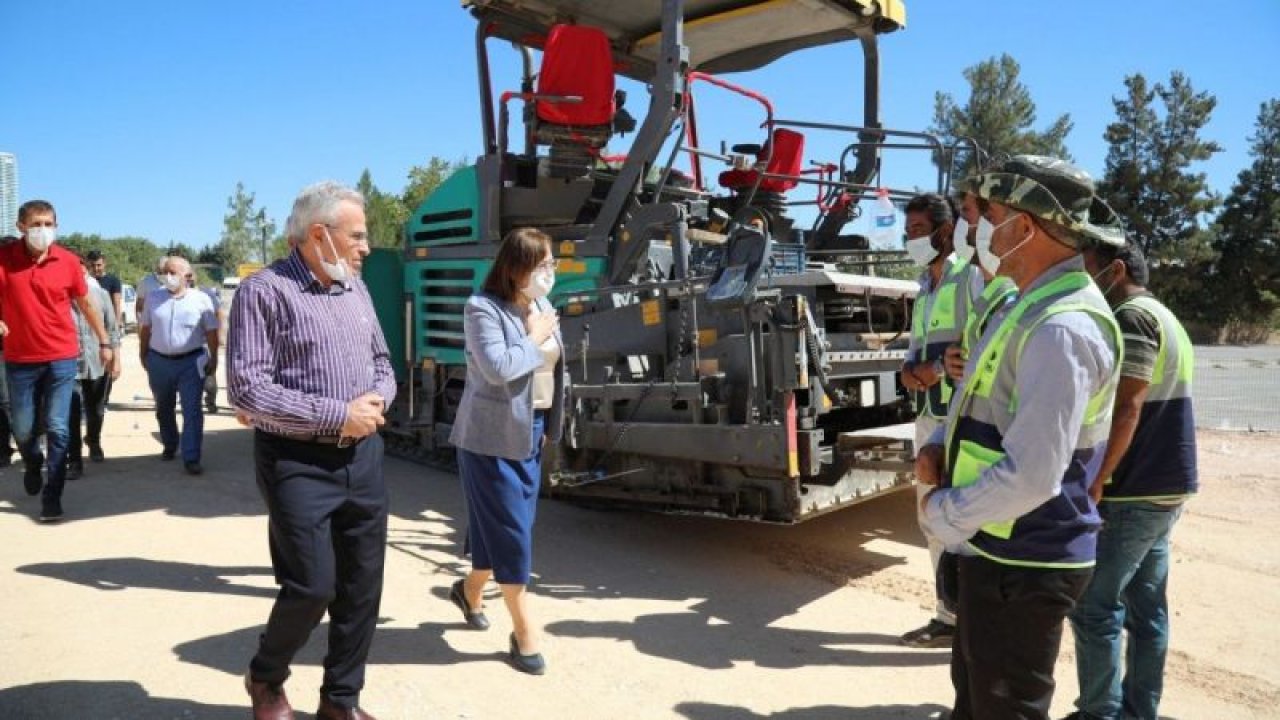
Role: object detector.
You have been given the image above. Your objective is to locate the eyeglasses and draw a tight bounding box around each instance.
[323,224,370,245]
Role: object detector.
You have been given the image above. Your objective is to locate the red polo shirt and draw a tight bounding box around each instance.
[0,242,88,363]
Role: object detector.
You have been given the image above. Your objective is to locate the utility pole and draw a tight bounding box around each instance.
[257,209,268,264]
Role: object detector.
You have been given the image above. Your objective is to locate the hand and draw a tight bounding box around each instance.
[944,344,967,382]
[0,320,7,337]
[99,345,114,367]
[110,355,122,381]
[341,393,386,438]
[235,411,252,427]
[525,308,559,345]
[915,443,944,488]
[899,363,921,392]
[139,352,148,371]
[1089,477,1106,504]
[205,358,218,378]
[913,360,940,388]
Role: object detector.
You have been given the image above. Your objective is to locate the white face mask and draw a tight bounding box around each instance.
[952,219,975,262]
[904,234,939,267]
[162,273,182,292]
[522,269,555,300]
[319,227,351,284]
[1091,264,1119,301]
[974,214,1031,274]
[25,226,55,252]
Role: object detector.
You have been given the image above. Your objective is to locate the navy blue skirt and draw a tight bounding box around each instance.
[456,412,544,584]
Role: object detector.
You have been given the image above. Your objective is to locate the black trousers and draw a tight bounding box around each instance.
[951,554,1093,720]
[68,376,111,461]
[249,431,388,708]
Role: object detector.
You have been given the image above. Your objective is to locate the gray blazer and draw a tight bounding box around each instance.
[450,292,566,460]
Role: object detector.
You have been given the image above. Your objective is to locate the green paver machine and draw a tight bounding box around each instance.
[369,0,973,522]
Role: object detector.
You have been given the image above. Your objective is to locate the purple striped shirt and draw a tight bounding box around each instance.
[227,250,395,436]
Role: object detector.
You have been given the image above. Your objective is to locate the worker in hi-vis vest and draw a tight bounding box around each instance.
[898,192,987,650]
[1066,228,1198,720]
[916,155,1125,720]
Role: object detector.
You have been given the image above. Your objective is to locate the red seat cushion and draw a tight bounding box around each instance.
[718,129,805,193]
[536,25,615,127]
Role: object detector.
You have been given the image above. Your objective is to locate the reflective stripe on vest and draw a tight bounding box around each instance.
[962,275,1017,353]
[944,270,1121,568]
[910,256,969,418]
[1104,293,1198,501]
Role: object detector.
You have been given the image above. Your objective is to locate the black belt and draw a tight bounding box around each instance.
[150,348,203,360]
[262,430,363,448]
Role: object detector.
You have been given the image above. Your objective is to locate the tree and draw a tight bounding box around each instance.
[357,169,408,249]
[1099,72,1222,263]
[402,157,463,217]
[218,182,272,269]
[930,54,1073,180]
[1207,99,1280,331]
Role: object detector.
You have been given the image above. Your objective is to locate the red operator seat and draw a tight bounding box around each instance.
[535,24,615,127]
[719,128,806,193]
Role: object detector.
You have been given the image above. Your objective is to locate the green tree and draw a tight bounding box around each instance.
[1207,99,1280,331]
[930,54,1073,180]
[356,169,408,249]
[1099,72,1222,263]
[218,182,273,269]
[402,156,463,217]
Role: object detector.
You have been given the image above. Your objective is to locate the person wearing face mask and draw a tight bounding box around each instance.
[943,191,1018,384]
[1064,230,1197,720]
[138,256,218,475]
[67,264,121,478]
[915,156,1125,720]
[229,181,393,720]
[0,200,114,522]
[897,192,970,649]
[135,255,171,318]
[450,227,564,676]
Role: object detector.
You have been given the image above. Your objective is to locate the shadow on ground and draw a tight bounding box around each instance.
[675,701,950,719]
[16,558,275,598]
[0,681,244,720]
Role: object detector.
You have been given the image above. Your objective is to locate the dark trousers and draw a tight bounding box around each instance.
[68,376,111,462]
[0,355,12,457]
[951,555,1093,720]
[249,431,388,708]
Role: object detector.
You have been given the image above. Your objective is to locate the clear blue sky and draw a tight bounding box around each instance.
[6,1,1278,248]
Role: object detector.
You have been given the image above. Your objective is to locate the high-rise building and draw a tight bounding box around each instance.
[0,153,17,235]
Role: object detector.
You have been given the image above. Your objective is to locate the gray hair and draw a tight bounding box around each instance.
[165,256,192,275]
[285,181,365,243]
[154,255,170,273]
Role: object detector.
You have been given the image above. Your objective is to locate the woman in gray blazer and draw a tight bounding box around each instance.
[448,227,565,675]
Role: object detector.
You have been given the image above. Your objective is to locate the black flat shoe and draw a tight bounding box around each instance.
[508,632,546,675]
[449,579,490,630]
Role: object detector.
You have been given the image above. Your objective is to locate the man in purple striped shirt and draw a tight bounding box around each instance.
[229,181,393,720]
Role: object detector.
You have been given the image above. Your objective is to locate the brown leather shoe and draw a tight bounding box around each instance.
[316,697,378,720]
[244,672,294,720]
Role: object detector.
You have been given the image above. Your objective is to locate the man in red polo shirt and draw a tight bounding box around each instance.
[0,200,113,522]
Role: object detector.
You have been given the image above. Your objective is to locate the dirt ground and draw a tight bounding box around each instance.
[0,334,1276,719]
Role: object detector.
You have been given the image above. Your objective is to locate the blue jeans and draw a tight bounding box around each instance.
[6,359,79,501]
[1070,501,1183,720]
[147,351,204,462]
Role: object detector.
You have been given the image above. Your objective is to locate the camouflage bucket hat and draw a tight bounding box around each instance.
[1080,195,1127,248]
[965,155,1097,246]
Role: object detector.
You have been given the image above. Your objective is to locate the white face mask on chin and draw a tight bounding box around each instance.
[162,273,182,292]
[319,227,351,284]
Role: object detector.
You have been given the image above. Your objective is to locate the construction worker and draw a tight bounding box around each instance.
[917,155,1125,720]
[1065,234,1198,720]
[898,192,972,649]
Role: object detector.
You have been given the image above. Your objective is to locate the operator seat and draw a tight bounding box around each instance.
[718,128,806,194]
[535,24,617,178]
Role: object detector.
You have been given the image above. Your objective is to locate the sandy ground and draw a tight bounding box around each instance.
[0,334,1276,719]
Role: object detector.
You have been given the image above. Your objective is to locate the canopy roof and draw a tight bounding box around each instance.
[464,0,905,80]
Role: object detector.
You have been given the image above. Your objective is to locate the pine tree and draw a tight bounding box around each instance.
[930,54,1073,180]
[1209,99,1280,330]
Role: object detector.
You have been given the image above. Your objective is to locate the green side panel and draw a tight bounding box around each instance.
[407,256,608,367]
[407,258,489,366]
[406,165,479,247]
[364,248,407,382]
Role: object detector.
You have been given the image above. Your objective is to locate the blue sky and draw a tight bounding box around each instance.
[5,1,1278,248]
